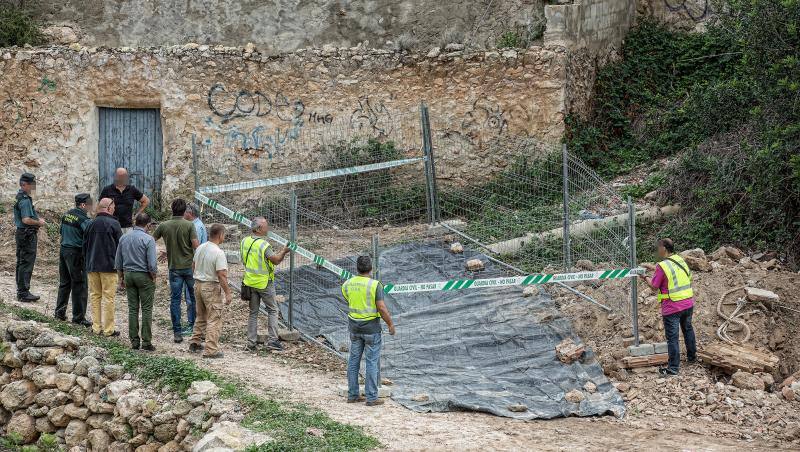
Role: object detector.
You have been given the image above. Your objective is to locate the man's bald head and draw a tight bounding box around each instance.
[251,217,269,236]
[97,197,115,215]
[114,168,129,186]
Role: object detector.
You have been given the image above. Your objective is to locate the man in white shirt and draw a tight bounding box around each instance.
[189,224,232,358]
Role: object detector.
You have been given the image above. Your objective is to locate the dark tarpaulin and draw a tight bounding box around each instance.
[277,242,625,420]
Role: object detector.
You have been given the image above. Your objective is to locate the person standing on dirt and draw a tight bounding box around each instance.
[13,173,45,302]
[115,213,158,351]
[84,198,123,336]
[182,203,207,307]
[55,193,94,326]
[640,238,697,376]
[241,217,290,352]
[100,167,150,234]
[153,198,199,343]
[342,256,395,406]
[189,224,232,359]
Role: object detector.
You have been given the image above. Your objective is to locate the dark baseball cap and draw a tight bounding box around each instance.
[75,193,92,205]
[19,173,36,184]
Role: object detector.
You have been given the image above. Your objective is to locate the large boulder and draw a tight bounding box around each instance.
[74,356,99,376]
[87,428,111,451]
[153,421,178,443]
[116,392,144,419]
[55,372,77,392]
[30,366,59,388]
[1,379,39,410]
[679,249,711,272]
[64,403,90,420]
[192,421,272,451]
[102,380,136,403]
[35,388,70,408]
[8,320,42,341]
[47,405,72,427]
[35,416,57,434]
[7,411,38,444]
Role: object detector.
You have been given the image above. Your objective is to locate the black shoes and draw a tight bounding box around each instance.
[141,344,156,352]
[18,293,40,302]
[203,352,224,359]
[131,343,140,350]
[173,333,184,343]
[266,340,284,351]
[658,367,679,376]
[188,343,203,353]
[55,314,67,321]
[72,319,92,328]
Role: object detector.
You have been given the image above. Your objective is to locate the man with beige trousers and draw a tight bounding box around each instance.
[83,198,123,336]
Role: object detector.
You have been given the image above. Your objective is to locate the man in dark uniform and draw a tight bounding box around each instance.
[13,173,45,302]
[55,193,94,326]
[100,168,150,233]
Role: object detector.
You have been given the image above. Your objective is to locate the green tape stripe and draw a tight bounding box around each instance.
[540,274,553,284]
[443,280,455,290]
[383,284,394,293]
[600,270,612,279]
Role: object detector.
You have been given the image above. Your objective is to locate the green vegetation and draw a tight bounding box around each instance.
[567,1,800,264]
[496,21,545,49]
[4,305,380,451]
[0,433,59,452]
[0,4,43,47]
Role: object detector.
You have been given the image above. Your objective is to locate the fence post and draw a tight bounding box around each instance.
[562,144,572,271]
[288,190,298,331]
[191,134,200,194]
[628,195,640,346]
[420,102,439,224]
[372,234,380,281]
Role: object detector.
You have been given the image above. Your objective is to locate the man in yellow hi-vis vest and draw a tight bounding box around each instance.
[641,238,697,376]
[342,256,395,406]
[241,217,290,352]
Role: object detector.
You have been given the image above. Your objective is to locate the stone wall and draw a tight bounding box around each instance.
[0,319,262,451]
[28,0,546,53]
[0,44,568,209]
[636,0,714,32]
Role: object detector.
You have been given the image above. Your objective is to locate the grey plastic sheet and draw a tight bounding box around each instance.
[277,242,625,420]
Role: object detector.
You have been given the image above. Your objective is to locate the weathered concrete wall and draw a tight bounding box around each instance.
[0,44,567,209]
[29,0,546,52]
[636,0,713,31]
[543,0,635,117]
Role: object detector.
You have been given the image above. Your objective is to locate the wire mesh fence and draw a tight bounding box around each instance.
[192,101,638,332]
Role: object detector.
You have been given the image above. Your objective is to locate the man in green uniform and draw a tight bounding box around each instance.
[55,193,94,326]
[13,173,45,302]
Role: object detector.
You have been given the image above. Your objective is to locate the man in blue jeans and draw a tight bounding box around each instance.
[153,199,199,343]
[342,256,395,406]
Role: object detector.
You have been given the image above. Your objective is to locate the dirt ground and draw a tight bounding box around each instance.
[1,215,799,451]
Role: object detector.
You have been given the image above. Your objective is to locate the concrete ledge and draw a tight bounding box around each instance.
[628,343,655,357]
[654,342,668,354]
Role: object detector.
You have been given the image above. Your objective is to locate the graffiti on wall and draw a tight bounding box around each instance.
[308,111,334,125]
[207,83,305,124]
[350,96,394,138]
[664,0,709,22]
[442,98,530,146]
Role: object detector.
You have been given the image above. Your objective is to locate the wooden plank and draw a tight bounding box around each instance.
[621,353,669,368]
[697,343,779,373]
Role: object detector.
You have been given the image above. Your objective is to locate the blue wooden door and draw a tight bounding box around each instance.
[98,108,163,199]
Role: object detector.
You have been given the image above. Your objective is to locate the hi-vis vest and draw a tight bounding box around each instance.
[240,236,275,290]
[342,275,380,321]
[657,255,694,302]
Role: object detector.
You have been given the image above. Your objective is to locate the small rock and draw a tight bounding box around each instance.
[74,356,99,376]
[64,419,88,447]
[102,380,135,403]
[555,338,585,364]
[306,427,325,437]
[522,286,539,297]
[426,47,441,58]
[1,379,39,410]
[575,259,595,271]
[583,381,597,393]
[47,405,71,427]
[411,394,429,402]
[450,242,464,254]
[55,372,77,392]
[744,287,779,305]
[87,428,111,451]
[507,404,528,412]
[153,421,178,443]
[64,403,90,420]
[782,386,795,402]
[444,43,464,51]
[614,382,631,392]
[103,364,124,380]
[465,259,484,271]
[565,389,585,403]
[381,378,393,386]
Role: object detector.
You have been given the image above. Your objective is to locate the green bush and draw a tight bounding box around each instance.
[567,1,800,265]
[0,5,43,47]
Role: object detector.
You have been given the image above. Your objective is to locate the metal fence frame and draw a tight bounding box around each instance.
[191,101,641,344]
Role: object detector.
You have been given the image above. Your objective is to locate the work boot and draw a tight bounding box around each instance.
[658,367,678,376]
[203,352,224,359]
[72,319,92,328]
[131,342,140,350]
[347,396,366,403]
[266,340,284,351]
[141,344,156,352]
[173,333,184,344]
[188,343,203,354]
[365,399,385,406]
[55,313,67,321]
[245,343,257,353]
[18,293,40,302]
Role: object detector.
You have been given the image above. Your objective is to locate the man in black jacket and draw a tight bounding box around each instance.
[84,198,122,336]
[55,193,94,326]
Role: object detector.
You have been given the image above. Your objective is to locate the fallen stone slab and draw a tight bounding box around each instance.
[628,344,655,357]
[745,287,780,305]
[278,330,301,342]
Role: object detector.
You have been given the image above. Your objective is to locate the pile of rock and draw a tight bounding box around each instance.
[0,320,259,451]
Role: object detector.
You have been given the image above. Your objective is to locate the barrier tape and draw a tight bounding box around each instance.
[382,268,644,294]
[196,192,642,294]
[195,192,354,280]
[198,157,424,195]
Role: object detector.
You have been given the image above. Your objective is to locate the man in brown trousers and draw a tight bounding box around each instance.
[189,224,232,358]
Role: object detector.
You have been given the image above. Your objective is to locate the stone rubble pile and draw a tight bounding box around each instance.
[0,320,266,451]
